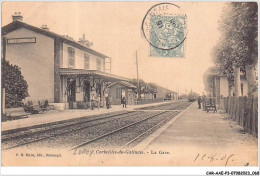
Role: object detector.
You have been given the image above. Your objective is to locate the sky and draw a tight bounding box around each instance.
[2,1,226,94]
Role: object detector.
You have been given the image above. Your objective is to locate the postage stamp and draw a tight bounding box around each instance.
[150,15,185,57]
[142,3,187,58]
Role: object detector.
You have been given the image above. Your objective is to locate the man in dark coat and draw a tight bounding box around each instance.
[198,96,202,109]
[105,93,110,109]
[122,97,127,108]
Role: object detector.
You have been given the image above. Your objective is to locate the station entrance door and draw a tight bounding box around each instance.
[67,79,76,109]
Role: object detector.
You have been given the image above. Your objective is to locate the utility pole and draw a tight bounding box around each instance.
[2,37,6,115]
[136,51,141,101]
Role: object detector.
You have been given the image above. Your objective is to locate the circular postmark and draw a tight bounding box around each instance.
[141,3,187,51]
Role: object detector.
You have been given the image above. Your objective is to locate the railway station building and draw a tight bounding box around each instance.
[2,13,130,110]
[203,67,248,104]
[142,85,178,101]
[107,81,137,105]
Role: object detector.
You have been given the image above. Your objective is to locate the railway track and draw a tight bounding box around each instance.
[2,100,192,150]
[2,111,142,150]
[2,110,129,136]
[70,111,168,150]
[70,101,192,150]
[136,100,192,111]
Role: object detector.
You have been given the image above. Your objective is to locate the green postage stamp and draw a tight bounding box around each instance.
[142,3,187,58]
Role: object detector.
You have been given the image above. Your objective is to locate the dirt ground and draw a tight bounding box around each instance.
[143,103,258,166]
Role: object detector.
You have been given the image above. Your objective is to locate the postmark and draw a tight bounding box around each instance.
[141,3,187,57]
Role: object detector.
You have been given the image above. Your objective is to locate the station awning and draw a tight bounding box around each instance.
[107,81,137,89]
[59,68,130,82]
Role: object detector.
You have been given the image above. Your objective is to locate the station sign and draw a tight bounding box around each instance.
[7,37,36,44]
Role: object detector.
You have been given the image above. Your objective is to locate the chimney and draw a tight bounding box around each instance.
[78,34,84,45]
[40,25,49,31]
[78,34,93,47]
[12,12,23,22]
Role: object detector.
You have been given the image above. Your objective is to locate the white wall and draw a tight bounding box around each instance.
[62,43,105,71]
[219,76,229,97]
[219,76,248,97]
[3,27,55,103]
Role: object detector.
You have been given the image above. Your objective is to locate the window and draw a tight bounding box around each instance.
[96,58,101,71]
[116,88,121,99]
[84,53,89,69]
[68,47,75,67]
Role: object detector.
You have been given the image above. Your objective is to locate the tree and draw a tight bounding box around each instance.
[130,78,145,96]
[147,83,158,98]
[212,2,258,96]
[130,79,158,98]
[2,60,29,108]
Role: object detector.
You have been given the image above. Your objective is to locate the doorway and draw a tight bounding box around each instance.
[67,79,76,109]
[83,81,90,102]
[96,84,102,97]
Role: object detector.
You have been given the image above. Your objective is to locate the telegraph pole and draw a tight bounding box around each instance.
[2,37,6,115]
[136,51,141,100]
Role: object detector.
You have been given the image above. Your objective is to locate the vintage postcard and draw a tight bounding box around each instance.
[1,1,258,169]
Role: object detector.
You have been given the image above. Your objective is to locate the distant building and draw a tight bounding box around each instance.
[144,85,178,101]
[2,12,129,109]
[107,81,137,105]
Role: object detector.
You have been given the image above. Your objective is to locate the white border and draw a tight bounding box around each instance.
[1,166,260,175]
[1,0,259,175]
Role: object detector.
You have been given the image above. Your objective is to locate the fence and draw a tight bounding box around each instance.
[222,96,258,137]
[136,98,165,105]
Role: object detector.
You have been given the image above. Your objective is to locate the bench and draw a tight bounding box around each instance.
[204,97,217,113]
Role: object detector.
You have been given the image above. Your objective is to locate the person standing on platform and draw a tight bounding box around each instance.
[198,95,202,109]
[91,94,96,110]
[202,92,206,111]
[105,92,110,109]
[122,97,127,108]
[96,94,100,110]
[108,93,112,108]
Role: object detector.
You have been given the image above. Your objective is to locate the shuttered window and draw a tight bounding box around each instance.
[84,53,90,69]
[96,58,101,71]
[68,47,75,67]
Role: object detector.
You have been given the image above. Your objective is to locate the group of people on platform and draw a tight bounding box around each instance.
[90,93,101,110]
[90,92,112,110]
[197,94,206,109]
[89,92,127,110]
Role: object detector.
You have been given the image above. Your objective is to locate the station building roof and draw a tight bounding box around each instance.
[2,20,109,59]
[107,81,137,89]
[59,68,130,82]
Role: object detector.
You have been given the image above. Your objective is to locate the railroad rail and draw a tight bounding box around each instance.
[70,101,192,150]
[2,100,192,151]
[2,111,141,150]
[69,111,167,150]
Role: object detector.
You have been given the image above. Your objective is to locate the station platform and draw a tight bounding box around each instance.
[135,103,258,166]
[1,101,173,132]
